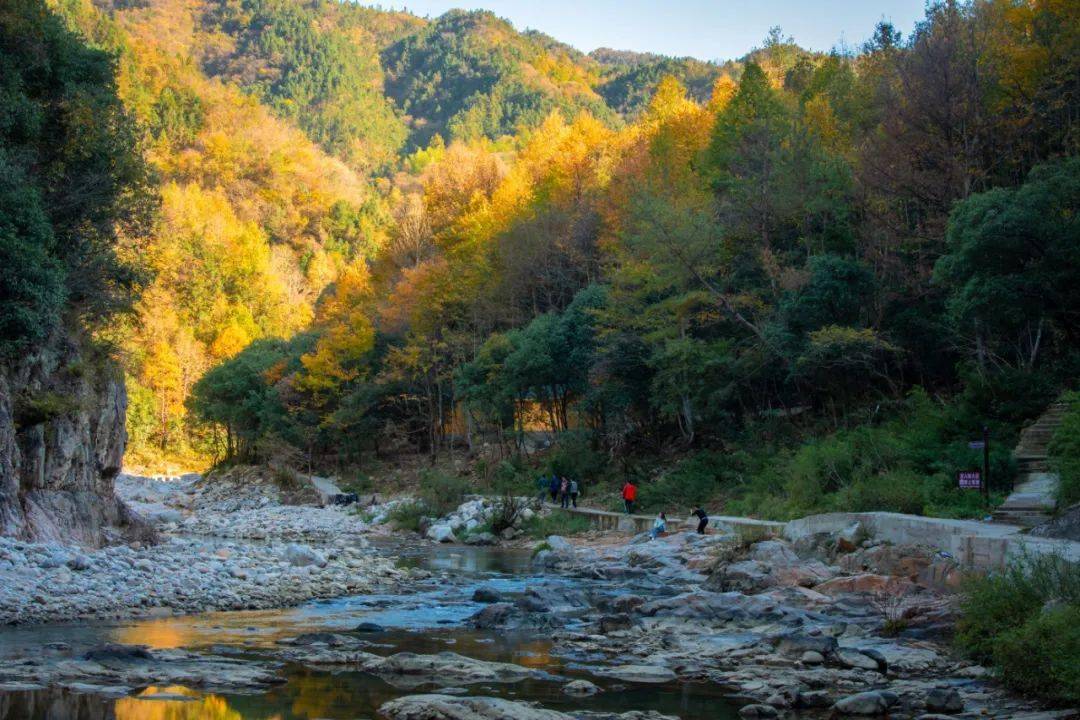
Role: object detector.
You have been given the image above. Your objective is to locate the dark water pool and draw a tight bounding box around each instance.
[0,544,740,719]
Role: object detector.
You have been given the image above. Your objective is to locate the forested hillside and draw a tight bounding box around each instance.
[39,0,1080,519]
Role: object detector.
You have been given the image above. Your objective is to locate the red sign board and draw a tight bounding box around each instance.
[958,471,981,490]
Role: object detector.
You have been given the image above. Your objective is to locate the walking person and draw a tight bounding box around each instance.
[649,511,667,540]
[569,478,579,508]
[548,475,560,504]
[559,477,570,509]
[536,474,549,503]
[691,505,709,534]
[621,480,637,515]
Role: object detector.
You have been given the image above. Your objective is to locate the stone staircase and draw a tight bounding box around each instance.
[992,400,1067,527]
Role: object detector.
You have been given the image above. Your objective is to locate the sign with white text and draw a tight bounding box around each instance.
[958,471,982,490]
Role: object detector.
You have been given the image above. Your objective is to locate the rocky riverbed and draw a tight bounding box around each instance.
[0,533,405,625]
[1,472,1077,719]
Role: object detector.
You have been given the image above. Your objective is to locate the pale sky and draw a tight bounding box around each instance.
[364,0,928,61]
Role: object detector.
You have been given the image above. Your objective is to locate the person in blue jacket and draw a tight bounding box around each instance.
[548,475,561,503]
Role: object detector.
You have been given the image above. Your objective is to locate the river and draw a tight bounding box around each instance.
[0,543,739,719]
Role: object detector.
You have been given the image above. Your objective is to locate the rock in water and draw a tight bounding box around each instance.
[562,679,600,696]
[472,587,502,603]
[380,694,678,720]
[593,664,677,683]
[355,622,385,633]
[426,524,457,543]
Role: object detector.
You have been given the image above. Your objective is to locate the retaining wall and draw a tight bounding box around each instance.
[786,511,1080,569]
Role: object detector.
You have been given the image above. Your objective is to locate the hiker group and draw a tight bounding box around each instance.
[541,474,579,508]
[540,475,712,539]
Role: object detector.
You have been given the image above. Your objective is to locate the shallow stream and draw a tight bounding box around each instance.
[0,543,739,719]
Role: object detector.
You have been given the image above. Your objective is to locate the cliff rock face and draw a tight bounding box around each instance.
[0,331,154,548]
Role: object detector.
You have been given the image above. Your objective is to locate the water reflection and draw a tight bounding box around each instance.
[0,543,739,720]
[0,672,740,720]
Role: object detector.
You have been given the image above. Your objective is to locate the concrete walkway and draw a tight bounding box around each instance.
[544,503,785,540]
[786,511,1080,569]
[544,503,1080,571]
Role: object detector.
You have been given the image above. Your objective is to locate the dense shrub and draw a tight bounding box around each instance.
[720,390,1015,520]
[957,553,1080,702]
[993,605,1080,704]
[1049,392,1080,507]
[417,470,471,517]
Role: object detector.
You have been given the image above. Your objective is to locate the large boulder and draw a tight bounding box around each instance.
[925,688,963,713]
[426,524,457,543]
[747,540,800,565]
[546,535,575,553]
[833,691,895,716]
[367,651,538,687]
[1030,502,1080,540]
[772,633,838,658]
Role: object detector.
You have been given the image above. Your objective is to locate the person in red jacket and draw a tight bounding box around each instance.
[621,480,637,515]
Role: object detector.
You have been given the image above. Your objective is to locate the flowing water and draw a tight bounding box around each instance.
[0,543,739,719]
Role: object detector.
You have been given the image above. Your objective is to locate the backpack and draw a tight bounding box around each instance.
[569,480,579,494]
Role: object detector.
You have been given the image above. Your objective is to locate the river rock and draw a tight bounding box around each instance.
[463,532,497,546]
[747,540,800,565]
[469,602,514,628]
[0,643,282,693]
[380,695,571,720]
[546,535,575,553]
[599,613,634,634]
[593,664,677,683]
[367,651,540,688]
[925,687,963,713]
[773,633,838,657]
[814,573,916,596]
[836,648,883,672]
[739,704,779,718]
[796,690,833,708]
[282,543,326,567]
[563,679,600,696]
[834,691,895,715]
[472,587,502,603]
[427,524,457,543]
[836,522,865,553]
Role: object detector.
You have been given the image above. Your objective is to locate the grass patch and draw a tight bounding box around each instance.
[522,512,590,539]
[387,500,428,532]
[956,552,1080,704]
